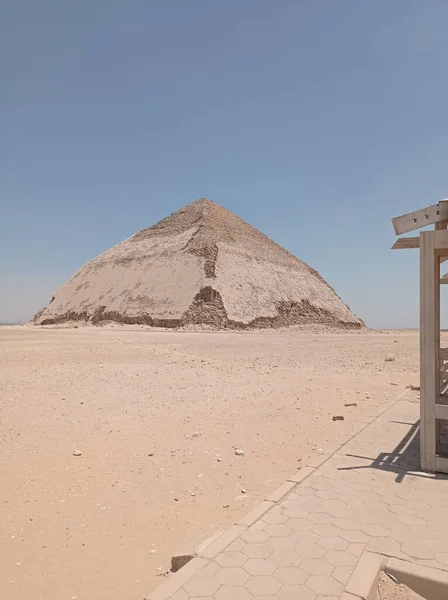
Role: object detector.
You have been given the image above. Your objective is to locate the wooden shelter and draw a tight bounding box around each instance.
[392,200,448,473]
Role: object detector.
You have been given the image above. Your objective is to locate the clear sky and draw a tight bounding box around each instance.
[2,1,448,327]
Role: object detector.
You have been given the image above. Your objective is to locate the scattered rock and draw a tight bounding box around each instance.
[406,384,420,391]
[385,356,395,362]
[192,432,201,438]
[148,453,154,457]
[72,450,82,456]
[234,449,244,456]
[222,504,230,508]
[344,403,358,407]
[217,458,222,462]
[390,382,399,386]
[174,497,179,502]
[149,549,157,554]
[332,415,344,421]
[241,489,247,494]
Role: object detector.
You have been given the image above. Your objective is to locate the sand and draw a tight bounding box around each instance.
[377,572,426,600]
[0,325,425,600]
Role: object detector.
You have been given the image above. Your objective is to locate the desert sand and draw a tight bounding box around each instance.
[1,325,425,600]
[377,572,426,600]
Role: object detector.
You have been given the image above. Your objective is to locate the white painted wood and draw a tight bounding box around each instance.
[392,201,448,235]
[433,229,448,249]
[435,404,448,420]
[391,237,420,249]
[420,231,438,472]
[435,456,448,474]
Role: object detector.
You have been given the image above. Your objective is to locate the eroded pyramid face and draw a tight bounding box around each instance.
[33,199,363,329]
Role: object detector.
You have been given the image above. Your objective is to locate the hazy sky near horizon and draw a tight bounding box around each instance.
[2,1,448,327]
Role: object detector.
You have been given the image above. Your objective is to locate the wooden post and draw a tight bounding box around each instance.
[420,231,439,472]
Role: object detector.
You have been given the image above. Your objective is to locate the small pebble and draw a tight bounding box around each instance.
[385,356,395,362]
[192,432,201,438]
[332,415,344,421]
[234,449,244,456]
[222,504,230,508]
[241,489,247,494]
[72,450,82,457]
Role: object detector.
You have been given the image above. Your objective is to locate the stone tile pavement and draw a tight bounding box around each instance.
[147,390,448,600]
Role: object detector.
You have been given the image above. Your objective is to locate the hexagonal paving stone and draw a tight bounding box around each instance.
[216,551,247,568]
[184,574,221,597]
[312,524,341,538]
[300,558,334,576]
[325,550,358,567]
[170,590,189,600]
[241,528,270,544]
[421,538,448,553]
[333,518,360,530]
[244,575,281,596]
[269,549,301,567]
[227,539,246,552]
[318,537,349,551]
[340,529,369,543]
[264,523,292,537]
[360,524,390,537]
[316,490,339,500]
[243,542,273,559]
[286,518,313,531]
[290,530,320,544]
[216,567,249,586]
[294,542,326,559]
[267,536,297,552]
[400,542,434,560]
[308,512,334,525]
[214,585,252,600]
[243,558,276,576]
[278,584,316,600]
[332,565,353,585]
[262,512,288,524]
[273,566,308,584]
[201,562,220,576]
[283,506,310,519]
[306,575,343,596]
[347,543,365,557]
[367,537,402,556]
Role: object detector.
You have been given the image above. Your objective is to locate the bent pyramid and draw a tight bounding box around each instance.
[33,198,363,329]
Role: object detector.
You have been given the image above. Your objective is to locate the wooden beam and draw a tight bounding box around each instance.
[392,201,448,235]
[435,404,448,420]
[435,456,448,474]
[420,231,439,472]
[391,237,420,249]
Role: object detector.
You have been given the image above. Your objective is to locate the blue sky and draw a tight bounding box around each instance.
[2,0,448,327]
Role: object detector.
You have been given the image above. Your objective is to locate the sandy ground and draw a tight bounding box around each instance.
[0,325,425,600]
[377,572,426,600]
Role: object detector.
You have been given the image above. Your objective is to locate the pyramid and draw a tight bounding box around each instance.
[33,199,363,329]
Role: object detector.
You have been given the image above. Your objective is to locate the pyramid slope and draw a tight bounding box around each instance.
[33,199,363,329]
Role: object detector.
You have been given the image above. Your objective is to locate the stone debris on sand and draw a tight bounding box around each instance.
[31,198,363,330]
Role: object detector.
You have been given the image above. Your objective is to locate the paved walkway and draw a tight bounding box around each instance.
[148,391,448,600]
